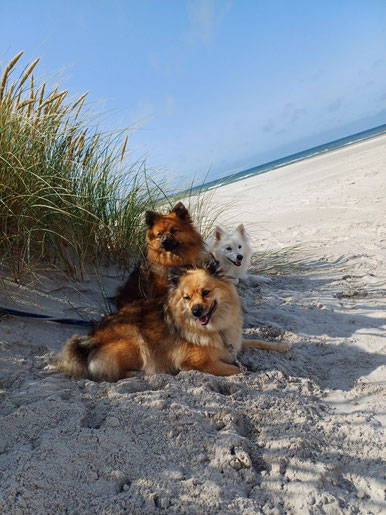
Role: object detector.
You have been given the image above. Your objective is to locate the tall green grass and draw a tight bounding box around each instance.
[0,52,168,279]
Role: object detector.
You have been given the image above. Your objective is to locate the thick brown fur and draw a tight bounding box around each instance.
[114,202,204,309]
[54,256,291,381]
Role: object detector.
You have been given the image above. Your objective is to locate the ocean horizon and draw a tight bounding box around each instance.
[193,122,386,192]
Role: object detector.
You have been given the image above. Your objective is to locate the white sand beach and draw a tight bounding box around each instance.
[1,135,385,514]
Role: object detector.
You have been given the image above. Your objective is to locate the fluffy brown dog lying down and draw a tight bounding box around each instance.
[55,256,291,381]
[114,202,203,309]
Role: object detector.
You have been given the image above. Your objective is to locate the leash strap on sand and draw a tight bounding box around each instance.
[0,307,95,327]
[224,340,249,374]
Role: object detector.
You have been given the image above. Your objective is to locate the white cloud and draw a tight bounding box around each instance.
[186,0,231,45]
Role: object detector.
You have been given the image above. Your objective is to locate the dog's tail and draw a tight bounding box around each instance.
[53,334,97,378]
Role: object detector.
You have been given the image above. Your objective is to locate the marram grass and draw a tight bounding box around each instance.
[0,52,171,279]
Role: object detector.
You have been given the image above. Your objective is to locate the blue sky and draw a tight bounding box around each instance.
[1,0,386,184]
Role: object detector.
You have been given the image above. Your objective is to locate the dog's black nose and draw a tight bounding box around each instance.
[237,254,243,261]
[161,237,175,251]
[192,305,204,318]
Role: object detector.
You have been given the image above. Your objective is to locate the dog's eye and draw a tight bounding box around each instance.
[226,246,232,251]
[202,290,210,297]
[170,228,178,235]
[157,232,163,237]
[184,295,191,301]
[238,245,242,249]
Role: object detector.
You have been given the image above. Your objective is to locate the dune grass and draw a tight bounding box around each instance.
[0,52,173,280]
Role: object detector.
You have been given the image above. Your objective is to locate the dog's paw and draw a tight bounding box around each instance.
[226,276,239,285]
[240,274,270,287]
[248,274,271,285]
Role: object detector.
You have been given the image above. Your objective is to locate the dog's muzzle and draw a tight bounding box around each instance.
[192,304,204,318]
[161,237,179,251]
[227,255,243,266]
[192,302,217,326]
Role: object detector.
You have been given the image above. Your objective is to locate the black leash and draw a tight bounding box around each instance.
[0,307,95,327]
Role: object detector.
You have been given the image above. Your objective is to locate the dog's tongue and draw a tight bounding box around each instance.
[198,314,208,325]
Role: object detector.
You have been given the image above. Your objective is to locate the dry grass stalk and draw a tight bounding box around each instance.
[30,74,34,97]
[36,82,47,118]
[72,91,88,110]
[1,83,16,106]
[38,82,46,106]
[0,51,24,101]
[120,135,128,163]
[16,86,22,106]
[17,98,35,109]
[74,93,88,120]
[68,132,81,157]
[18,57,40,90]
[52,95,67,112]
[76,131,87,154]
[27,93,37,116]
[39,90,68,110]
[90,133,100,152]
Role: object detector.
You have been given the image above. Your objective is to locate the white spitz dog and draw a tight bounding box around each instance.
[206,224,269,286]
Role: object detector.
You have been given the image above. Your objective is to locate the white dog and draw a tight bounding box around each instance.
[206,224,269,286]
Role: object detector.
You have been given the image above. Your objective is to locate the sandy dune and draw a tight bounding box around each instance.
[1,135,385,514]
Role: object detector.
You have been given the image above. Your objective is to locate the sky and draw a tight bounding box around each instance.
[1,0,386,185]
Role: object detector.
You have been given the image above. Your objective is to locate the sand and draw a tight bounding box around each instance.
[1,135,385,514]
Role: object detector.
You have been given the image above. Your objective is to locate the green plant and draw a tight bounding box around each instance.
[0,52,165,279]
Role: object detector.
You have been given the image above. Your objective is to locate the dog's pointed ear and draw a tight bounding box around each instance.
[170,202,191,222]
[214,226,226,241]
[235,224,246,237]
[168,267,184,288]
[204,253,221,276]
[145,210,160,228]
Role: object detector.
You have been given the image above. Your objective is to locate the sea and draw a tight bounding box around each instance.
[193,123,386,192]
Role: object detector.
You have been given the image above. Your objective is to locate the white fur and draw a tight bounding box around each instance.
[206,224,270,286]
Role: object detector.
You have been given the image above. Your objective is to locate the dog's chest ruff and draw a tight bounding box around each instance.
[179,327,223,349]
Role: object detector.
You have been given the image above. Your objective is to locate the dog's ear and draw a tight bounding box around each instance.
[214,226,226,241]
[145,210,160,228]
[204,253,221,276]
[170,202,191,223]
[168,267,184,288]
[235,224,246,237]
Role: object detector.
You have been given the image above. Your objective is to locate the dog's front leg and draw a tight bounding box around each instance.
[201,361,242,376]
[240,274,271,287]
[180,356,242,376]
[180,344,242,376]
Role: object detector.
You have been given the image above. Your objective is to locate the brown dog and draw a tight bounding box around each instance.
[114,202,203,309]
[54,256,291,381]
